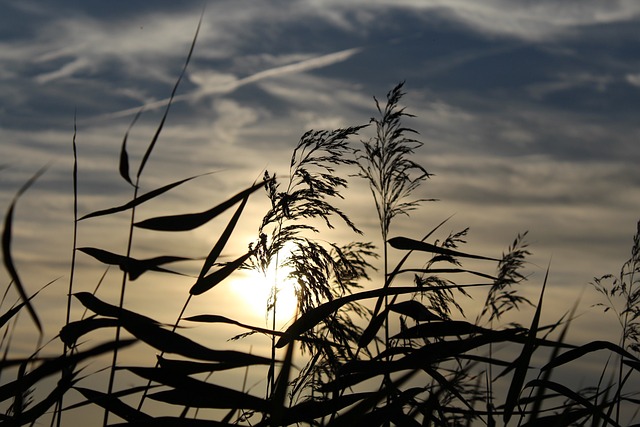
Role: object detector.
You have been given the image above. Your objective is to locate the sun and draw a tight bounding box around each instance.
[231,255,299,328]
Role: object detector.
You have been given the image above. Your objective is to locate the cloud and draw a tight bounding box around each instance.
[88,47,363,122]
[526,73,614,99]
[626,73,640,87]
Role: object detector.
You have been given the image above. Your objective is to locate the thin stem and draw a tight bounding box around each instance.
[102,178,139,427]
[57,111,79,427]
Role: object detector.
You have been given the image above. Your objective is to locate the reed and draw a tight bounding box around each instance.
[1,29,639,427]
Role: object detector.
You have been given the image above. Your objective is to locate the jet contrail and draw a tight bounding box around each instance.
[88,46,363,123]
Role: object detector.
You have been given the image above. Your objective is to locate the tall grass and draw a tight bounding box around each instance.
[1,31,640,427]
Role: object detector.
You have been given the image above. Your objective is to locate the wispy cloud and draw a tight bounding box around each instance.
[88,46,363,122]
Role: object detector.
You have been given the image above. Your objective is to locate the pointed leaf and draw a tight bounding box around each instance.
[135,180,268,231]
[77,247,192,280]
[79,173,214,220]
[60,317,119,347]
[0,278,56,329]
[73,293,271,364]
[523,379,620,427]
[136,12,202,178]
[129,367,269,411]
[119,108,143,187]
[75,386,152,422]
[392,320,486,340]
[542,341,639,371]
[358,312,386,348]
[276,283,489,348]
[388,300,442,322]
[2,166,48,334]
[184,314,284,337]
[198,191,249,278]
[190,251,253,295]
[283,393,377,424]
[395,267,497,280]
[388,236,499,261]
[0,340,135,402]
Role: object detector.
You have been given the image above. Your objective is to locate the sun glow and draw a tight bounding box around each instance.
[232,258,299,328]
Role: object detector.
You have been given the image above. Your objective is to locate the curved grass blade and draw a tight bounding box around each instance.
[157,355,255,375]
[0,301,26,330]
[134,180,269,232]
[388,300,442,322]
[388,236,499,261]
[279,393,377,425]
[79,172,215,220]
[326,369,417,427]
[119,108,143,187]
[0,340,136,402]
[395,268,497,281]
[3,372,77,426]
[73,292,158,323]
[197,191,249,279]
[59,317,120,347]
[73,292,271,364]
[75,387,152,422]
[370,216,453,324]
[184,314,285,338]
[2,166,48,334]
[523,379,620,427]
[77,247,192,280]
[541,341,639,372]
[136,11,202,178]
[189,251,253,295]
[276,283,490,348]
[0,278,57,329]
[129,367,269,411]
[358,311,386,348]
[74,293,272,364]
[64,385,155,412]
[391,320,486,340]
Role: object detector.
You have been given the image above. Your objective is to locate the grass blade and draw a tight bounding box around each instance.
[134,180,268,231]
[388,300,442,321]
[2,166,48,334]
[523,379,620,427]
[128,367,269,411]
[119,108,143,187]
[197,191,250,279]
[391,320,486,340]
[189,251,253,295]
[79,173,215,220]
[59,317,120,347]
[542,341,639,371]
[503,263,549,425]
[276,283,489,348]
[388,236,499,261]
[77,247,192,280]
[136,11,202,178]
[75,387,152,422]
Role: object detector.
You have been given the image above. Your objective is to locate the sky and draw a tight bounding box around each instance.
[1,0,640,422]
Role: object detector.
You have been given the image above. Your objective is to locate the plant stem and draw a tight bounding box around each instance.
[102,179,139,427]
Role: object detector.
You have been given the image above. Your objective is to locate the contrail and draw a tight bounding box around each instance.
[88,46,363,123]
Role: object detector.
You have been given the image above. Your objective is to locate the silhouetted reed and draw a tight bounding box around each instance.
[1,26,639,427]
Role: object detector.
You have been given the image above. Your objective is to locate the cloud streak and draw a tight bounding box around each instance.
[87,46,363,122]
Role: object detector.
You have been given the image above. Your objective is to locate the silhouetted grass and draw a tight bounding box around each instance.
[1,27,640,427]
